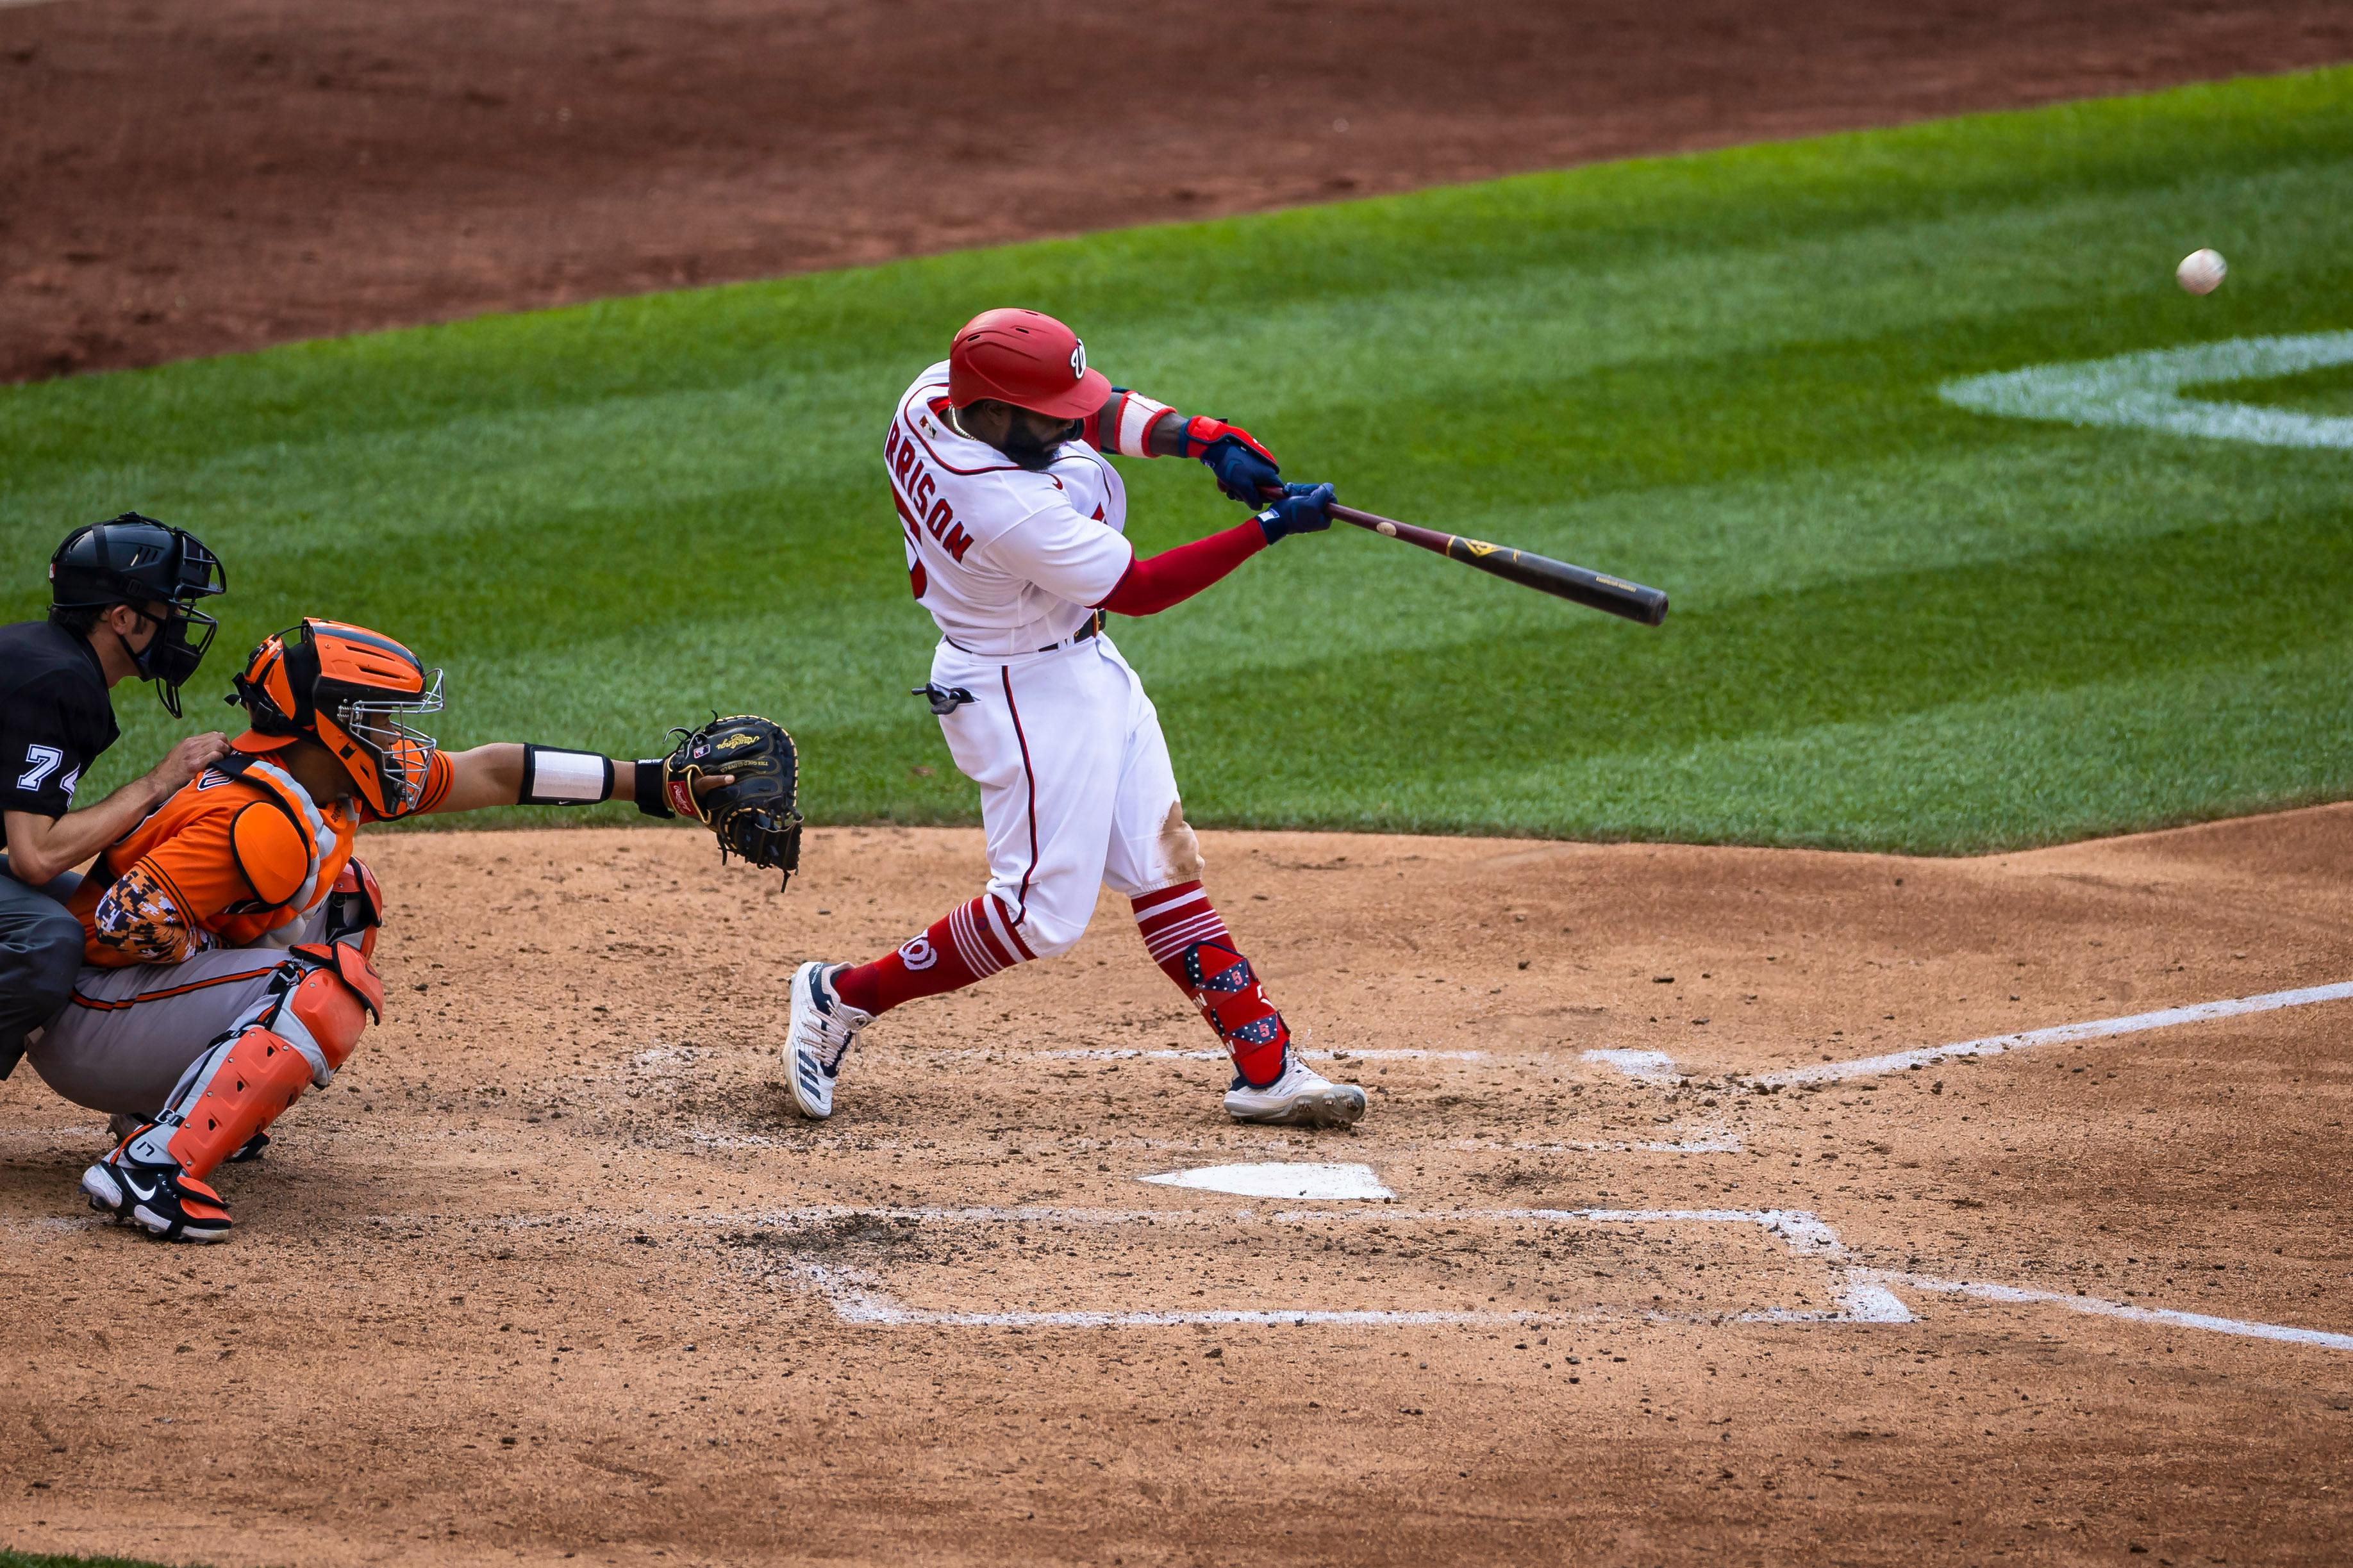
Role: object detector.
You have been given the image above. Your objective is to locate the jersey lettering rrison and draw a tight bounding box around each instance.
[886,362,1133,657]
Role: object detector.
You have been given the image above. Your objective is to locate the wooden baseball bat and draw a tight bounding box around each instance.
[1326,500,1670,626]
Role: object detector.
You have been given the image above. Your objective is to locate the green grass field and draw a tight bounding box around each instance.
[3,70,2349,854]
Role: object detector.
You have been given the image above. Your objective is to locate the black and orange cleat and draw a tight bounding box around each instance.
[81,1135,234,1242]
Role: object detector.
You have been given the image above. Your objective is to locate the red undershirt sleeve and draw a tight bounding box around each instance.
[1094,518,1269,616]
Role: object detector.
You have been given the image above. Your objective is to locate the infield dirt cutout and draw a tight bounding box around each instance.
[3,808,2349,1565]
[5,0,2352,381]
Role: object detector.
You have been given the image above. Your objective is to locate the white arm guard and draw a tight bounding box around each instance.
[517,746,615,806]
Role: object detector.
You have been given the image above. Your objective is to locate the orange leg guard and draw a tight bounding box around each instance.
[126,940,381,1181]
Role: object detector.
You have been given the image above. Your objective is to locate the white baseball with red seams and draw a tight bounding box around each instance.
[884,363,1190,959]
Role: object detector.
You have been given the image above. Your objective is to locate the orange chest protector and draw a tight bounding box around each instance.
[93,754,356,948]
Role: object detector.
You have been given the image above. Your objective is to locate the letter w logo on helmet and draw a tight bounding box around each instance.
[229,620,445,816]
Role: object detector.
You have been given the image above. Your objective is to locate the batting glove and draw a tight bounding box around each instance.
[1254,482,1336,544]
[1183,416,1282,505]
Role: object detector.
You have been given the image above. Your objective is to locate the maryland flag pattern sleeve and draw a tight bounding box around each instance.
[81,815,239,968]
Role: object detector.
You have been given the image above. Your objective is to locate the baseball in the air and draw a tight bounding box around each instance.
[2176,248,2227,295]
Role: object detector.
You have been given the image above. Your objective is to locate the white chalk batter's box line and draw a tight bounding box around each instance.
[1588,980,2353,1089]
[732,1202,2353,1352]
[1014,982,2353,1085]
[681,1130,1742,1155]
[746,1203,1902,1329]
[1010,1048,1490,1062]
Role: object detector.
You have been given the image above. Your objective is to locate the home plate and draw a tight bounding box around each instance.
[1136,1162,1393,1201]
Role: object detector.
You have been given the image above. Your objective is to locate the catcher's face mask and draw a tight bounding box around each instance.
[331,664,445,816]
[230,619,445,816]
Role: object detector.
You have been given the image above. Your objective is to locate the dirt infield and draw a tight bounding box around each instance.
[4,0,2351,381]
[2,809,2348,1565]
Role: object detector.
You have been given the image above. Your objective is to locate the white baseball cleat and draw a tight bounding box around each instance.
[785,961,872,1120]
[1223,1052,1368,1129]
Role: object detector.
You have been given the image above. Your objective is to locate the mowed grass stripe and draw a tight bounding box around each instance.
[1443,641,2353,849]
[1142,508,2351,838]
[8,153,2346,532]
[1,69,2347,851]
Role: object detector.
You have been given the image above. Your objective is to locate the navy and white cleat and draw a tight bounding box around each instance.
[1222,1052,1368,1129]
[784,961,872,1120]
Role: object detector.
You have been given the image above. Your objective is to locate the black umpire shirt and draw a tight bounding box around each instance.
[0,620,119,821]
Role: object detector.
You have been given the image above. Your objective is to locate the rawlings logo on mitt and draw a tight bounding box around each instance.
[664,714,803,886]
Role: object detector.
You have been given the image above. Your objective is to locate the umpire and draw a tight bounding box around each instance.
[1,515,229,1077]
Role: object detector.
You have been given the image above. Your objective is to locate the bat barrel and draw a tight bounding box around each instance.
[1327,502,1668,625]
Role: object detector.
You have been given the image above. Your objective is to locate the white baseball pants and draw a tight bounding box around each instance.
[929,630,1197,960]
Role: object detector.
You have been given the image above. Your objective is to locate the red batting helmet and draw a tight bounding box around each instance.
[948,308,1111,419]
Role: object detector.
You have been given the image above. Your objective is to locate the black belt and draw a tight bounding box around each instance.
[944,611,1104,659]
[1049,611,1105,654]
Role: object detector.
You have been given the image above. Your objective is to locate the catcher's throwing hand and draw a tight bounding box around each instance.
[663,714,804,885]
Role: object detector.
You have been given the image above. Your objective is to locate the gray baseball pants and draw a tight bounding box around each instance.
[24,909,326,1118]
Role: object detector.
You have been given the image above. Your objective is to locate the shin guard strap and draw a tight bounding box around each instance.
[290,940,384,1021]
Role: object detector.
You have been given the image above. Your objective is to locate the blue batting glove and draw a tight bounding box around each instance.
[1254,482,1336,544]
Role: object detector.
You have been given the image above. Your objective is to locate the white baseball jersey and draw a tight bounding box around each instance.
[885,361,1135,657]
[884,361,1193,956]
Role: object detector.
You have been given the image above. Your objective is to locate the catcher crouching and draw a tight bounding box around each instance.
[25,618,761,1242]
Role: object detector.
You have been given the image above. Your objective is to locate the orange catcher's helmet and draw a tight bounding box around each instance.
[947,308,1111,419]
[229,619,445,816]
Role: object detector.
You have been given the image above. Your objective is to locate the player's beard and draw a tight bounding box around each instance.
[1002,418,1083,471]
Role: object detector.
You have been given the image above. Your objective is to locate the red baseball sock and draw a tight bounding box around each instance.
[1131,881,1289,1087]
[832,894,1033,1017]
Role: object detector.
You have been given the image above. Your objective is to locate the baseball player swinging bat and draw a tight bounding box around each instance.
[1264,487,1668,625]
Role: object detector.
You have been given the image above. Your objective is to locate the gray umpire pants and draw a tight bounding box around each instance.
[24,909,326,1118]
[0,855,84,1079]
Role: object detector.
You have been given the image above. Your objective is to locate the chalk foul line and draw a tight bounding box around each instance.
[1756,980,2353,1087]
[1581,980,2353,1088]
[740,1203,2353,1352]
[1868,1271,2353,1354]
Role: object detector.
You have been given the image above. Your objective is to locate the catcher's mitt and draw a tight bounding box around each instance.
[664,714,803,886]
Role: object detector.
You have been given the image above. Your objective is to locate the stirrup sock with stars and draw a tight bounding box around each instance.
[1131,882,1289,1087]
